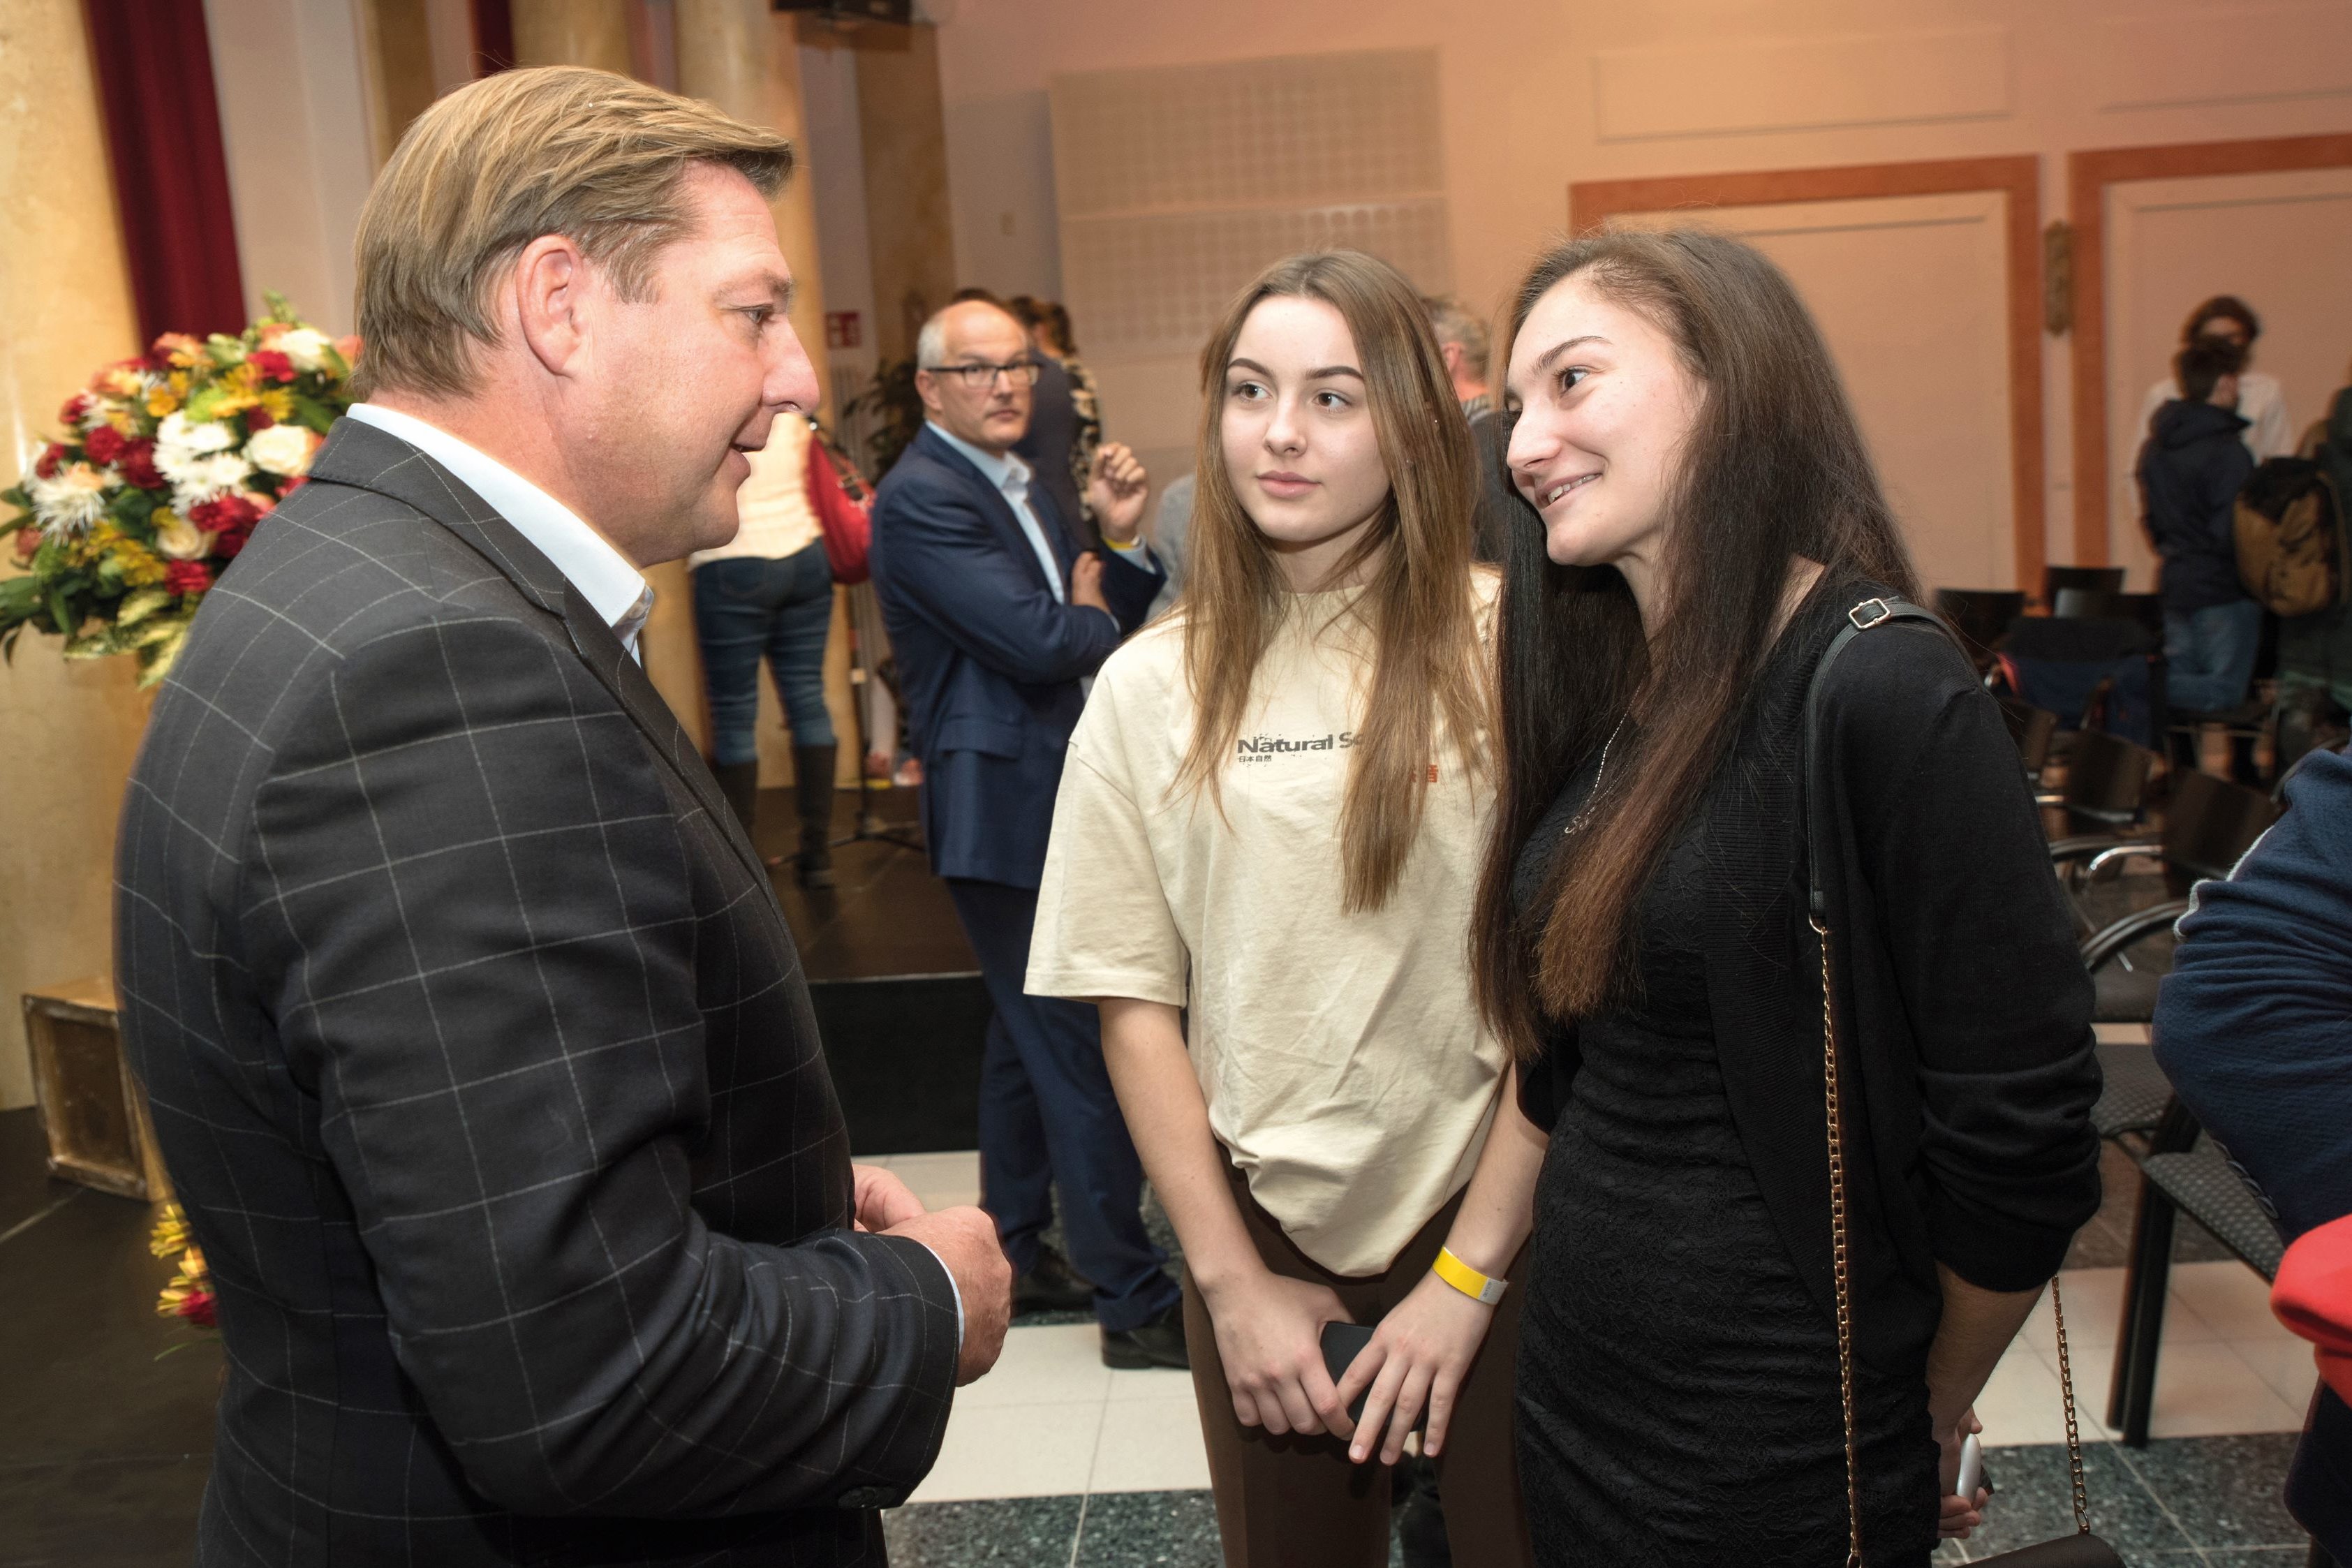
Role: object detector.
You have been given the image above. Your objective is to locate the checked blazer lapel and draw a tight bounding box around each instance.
[304,420,776,893]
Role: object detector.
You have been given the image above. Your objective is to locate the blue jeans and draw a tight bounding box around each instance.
[2164,598,2264,713]
[691,543,835,767]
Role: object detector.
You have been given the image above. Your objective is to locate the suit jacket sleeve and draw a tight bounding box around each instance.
[2157,746,2352,1238]
[240,615,959,1518]
[1840,627,2104,1292]
[1099,540,1164,634]
[877,469,1123,685]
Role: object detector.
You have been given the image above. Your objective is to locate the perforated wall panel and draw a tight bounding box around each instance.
[1050,50,1449,360]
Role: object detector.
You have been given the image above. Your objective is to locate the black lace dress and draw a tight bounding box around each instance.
[1511,732,1941,1567]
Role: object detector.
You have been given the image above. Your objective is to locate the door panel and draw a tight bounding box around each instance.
[2104,166,2352,587]
[1614,192,2016,591]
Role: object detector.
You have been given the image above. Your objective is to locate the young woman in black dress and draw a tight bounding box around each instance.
[1470,229,2104,1565]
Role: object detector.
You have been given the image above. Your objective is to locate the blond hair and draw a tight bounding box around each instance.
[350,66,793,399]
[1179,251,1491,915]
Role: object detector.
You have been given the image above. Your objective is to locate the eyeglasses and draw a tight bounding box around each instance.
[924,360,1042,389]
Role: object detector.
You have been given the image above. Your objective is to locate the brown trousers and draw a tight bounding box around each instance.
[1183,1162,1535,1568]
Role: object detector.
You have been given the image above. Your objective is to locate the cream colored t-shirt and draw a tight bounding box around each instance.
[1026,577,1507,1276]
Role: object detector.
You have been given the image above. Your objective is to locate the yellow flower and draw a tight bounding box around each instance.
[148,1201,192,1259]
[146,387,179,418]
[258,389,295,422]
[105,532,168,587]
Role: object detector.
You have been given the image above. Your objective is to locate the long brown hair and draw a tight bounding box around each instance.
[1470,229,1918,1056]
[1176,250,1489,914]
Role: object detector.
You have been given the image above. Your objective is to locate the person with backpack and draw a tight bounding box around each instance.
[2139,338,2262,720]
[2275,376,2352,769]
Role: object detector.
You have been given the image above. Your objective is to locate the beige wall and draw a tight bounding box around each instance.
[0,0,151,1107]
[935,0,2352,571]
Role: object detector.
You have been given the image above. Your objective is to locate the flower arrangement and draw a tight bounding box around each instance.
[149,1201,216,1334]
[1,295,357,686]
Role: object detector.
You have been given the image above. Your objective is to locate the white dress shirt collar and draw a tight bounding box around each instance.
[925,420,1065,605]
[926,420,1033,495]
[345,403,653,654]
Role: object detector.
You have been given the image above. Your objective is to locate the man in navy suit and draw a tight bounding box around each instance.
[870,299,1185,1369]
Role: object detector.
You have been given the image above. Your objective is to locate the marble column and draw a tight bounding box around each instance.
[0,0,151,1104]
[511,0,632,73]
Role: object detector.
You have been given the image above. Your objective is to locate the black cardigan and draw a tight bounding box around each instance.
[1521,582,2104,1374]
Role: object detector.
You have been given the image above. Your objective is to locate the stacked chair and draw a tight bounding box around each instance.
[2060,769,2288,1447]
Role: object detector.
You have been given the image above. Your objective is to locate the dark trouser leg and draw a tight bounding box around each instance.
[1188,1160,1534,1568]
[975,1003,1051,1275]
[945,877,1175,1331]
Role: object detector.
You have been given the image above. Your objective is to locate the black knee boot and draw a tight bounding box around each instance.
[793,745,836,889]
[710,760,760,841]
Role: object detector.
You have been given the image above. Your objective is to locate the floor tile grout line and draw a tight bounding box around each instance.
[1065,1488,1090,1568]
[0,1190,80,1249]
[2103,1438,2217,1565]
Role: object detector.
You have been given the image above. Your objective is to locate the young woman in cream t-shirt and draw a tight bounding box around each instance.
[1026,251,1543,1567]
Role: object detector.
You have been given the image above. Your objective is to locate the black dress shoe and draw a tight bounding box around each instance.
[1012,1245,1095,1315]
[1101,1299,1190,1370]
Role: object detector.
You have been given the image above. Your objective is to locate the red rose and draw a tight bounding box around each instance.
[82,425,127,465]
[245,407,274,432]
[58,393,90,427]
[164,560,214,596]
[188,495,259,533]
[248,349,295,385]
[120,441,162,489]
[174,1286,218,1330]
[213,526,253,559]
[10,527,38,565]
[34,443,66,479]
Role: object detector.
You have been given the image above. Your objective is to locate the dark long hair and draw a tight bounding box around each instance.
[1470,228,1918,1057]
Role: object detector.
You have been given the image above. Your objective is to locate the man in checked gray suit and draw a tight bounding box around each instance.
[113,66,1007,1565]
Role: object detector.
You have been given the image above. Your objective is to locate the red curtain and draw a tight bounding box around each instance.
[471,0,516,75]
[82,0,247,345]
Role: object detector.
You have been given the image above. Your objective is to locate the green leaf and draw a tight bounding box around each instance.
[184,385,228,424]
[289,391,339,434]
[46,585,76,637]
[115,588,170,629]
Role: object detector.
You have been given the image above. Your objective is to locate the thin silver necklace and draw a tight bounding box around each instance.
[1562,716,1629,837]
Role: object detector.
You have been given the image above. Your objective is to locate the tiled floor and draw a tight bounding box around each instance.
[1,1033,2327,1565]
[867,1033,2331,1565]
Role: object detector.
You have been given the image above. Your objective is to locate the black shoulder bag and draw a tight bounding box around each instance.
[1802,595,2122,1567]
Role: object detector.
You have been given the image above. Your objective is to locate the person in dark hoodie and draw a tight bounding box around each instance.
[2140,338,2261,715]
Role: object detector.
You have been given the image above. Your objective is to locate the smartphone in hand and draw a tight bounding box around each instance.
[1319,1320,1428,1436]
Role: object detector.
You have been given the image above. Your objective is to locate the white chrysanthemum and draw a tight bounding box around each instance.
[169,452,253,510]
[152,511,212,561]
[156,410,234,461]
[276,328,334,373]
[244,423,316,477]
[27,463,117,536]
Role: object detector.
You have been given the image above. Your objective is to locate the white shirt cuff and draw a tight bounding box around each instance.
[915,1240,965,1352]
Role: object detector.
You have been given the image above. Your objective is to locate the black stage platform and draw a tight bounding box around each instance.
[752,784,988,1155]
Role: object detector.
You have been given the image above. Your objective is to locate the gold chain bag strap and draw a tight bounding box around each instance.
[1801,597,2120,1568]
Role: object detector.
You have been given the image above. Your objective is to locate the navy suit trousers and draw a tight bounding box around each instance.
[944,877,1178,1333]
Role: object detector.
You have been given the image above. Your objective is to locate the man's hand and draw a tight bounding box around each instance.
[1071,552,1110,616]
[1084,442,1150,544]
[851,1164,926,1233]
[887,1205,1012,1384]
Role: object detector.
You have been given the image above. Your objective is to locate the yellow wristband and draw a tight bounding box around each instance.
[1432,1246,1507,1306]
